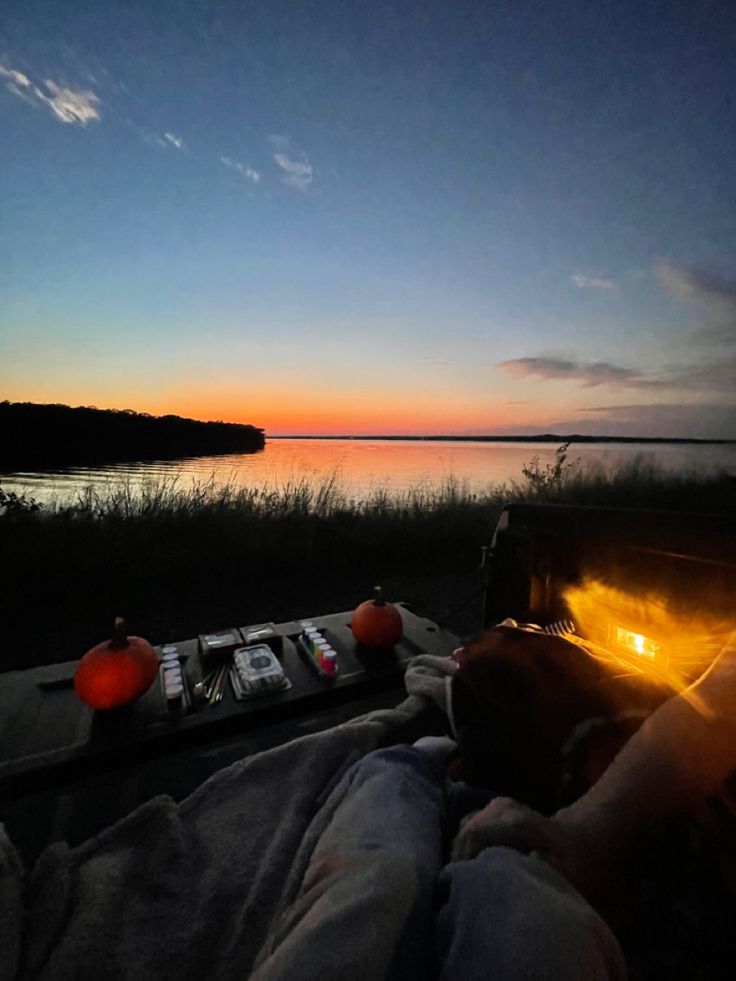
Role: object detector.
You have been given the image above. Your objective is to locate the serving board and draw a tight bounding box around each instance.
[0,604,457,800]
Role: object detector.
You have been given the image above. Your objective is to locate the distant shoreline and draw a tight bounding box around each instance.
[268,434,736,445]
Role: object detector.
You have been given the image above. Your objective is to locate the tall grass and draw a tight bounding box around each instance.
[2,453,734,671]
[32,471,503,569]
[507,454,736,512]
[42,471,490,519]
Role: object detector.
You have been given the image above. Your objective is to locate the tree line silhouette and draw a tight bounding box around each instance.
[0,401,265,469]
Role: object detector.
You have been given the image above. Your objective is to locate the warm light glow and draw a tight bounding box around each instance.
[615,627,659,660]
[563,579,733,699]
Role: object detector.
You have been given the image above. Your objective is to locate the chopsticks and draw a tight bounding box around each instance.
[203,661,230,704]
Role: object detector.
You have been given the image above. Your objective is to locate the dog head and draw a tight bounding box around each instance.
[451,625,666,811]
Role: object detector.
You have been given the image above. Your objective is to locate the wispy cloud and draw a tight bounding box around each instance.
[500,357,663,389]
[571,273,616,290]
[1,63,100,125]
[501,353,736,396]
[220,156,261,183]
[580,402,729,417]
[163,132,184,150]
[657,261,736,312]
[42,81,100,124]
[569,402,736,439]
[0,65,32,87]
[657,260,736,347]
[503,264,736,400]
[664,356,736,392]
[422,356,453,366]
[268,133,291,151]
[274,152,313,190]
[656,262,736,345]
[473,400,736,439]
[137,130,185,151]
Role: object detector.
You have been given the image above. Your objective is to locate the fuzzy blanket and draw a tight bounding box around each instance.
[4,695,429,981]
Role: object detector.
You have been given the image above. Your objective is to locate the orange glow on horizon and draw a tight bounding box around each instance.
[145,379,556,436]
[3,382,543,436]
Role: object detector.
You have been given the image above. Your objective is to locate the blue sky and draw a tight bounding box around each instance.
[2,0,735,436]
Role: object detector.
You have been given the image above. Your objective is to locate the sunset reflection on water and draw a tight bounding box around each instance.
[3,438,735,506]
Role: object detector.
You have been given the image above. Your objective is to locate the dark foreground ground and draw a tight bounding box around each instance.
[0,503,490,672]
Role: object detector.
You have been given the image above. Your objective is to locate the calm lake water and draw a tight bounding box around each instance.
[3,439,735,506]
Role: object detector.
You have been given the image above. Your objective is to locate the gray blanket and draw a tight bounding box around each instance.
[5,695,428,981]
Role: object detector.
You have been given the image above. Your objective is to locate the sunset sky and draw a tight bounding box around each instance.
[2,1,735,437]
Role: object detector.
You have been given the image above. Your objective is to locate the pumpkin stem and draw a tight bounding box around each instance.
[110,617,129,650]
[373,585,385,607]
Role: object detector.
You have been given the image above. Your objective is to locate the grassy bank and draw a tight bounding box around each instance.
[1,453,735,672]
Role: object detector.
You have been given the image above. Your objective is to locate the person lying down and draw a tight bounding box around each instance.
[250,624,736,981]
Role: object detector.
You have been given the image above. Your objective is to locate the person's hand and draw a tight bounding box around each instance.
[452,796,573,864]
[451,796,624,922]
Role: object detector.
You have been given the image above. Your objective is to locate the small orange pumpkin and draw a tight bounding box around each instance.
[351,586,403,648]
[74,617,159,710]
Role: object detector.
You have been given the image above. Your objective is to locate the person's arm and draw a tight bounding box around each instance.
[555,633,736,849]
[452,633,736,906]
